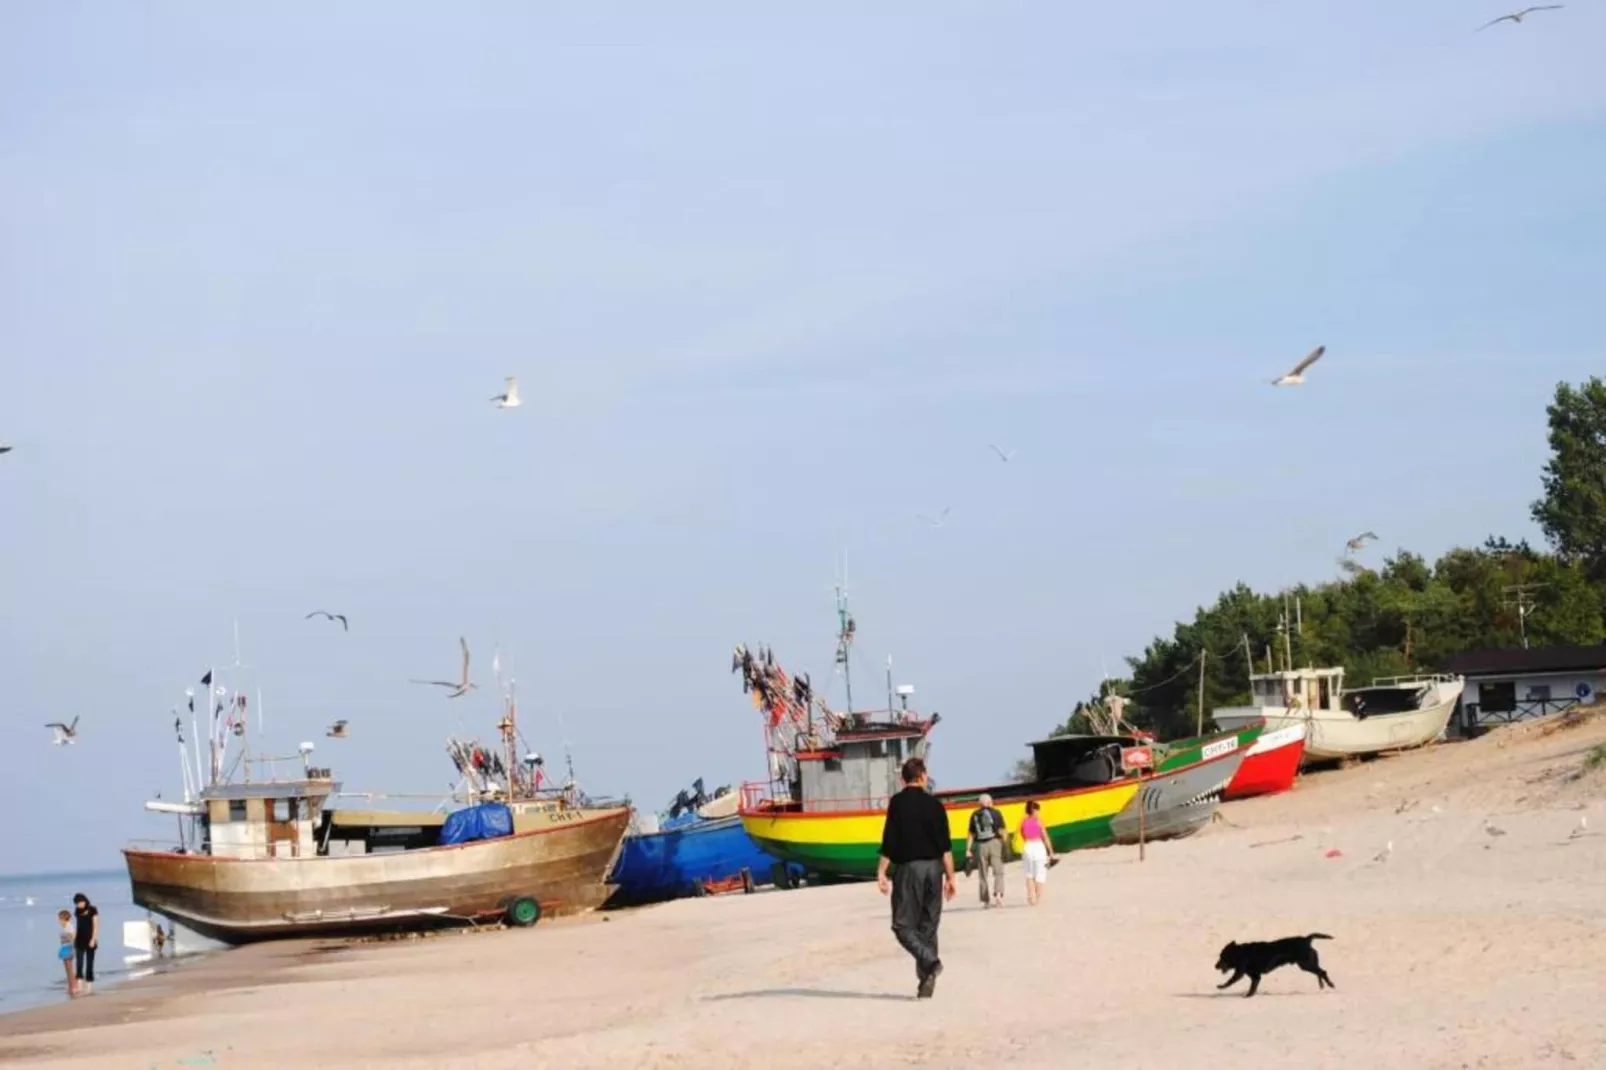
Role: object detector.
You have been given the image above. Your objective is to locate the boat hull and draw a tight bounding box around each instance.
[1223,721,1307,799]
[740,746,1248,879]
[124,806,630,944]
[1109,748,1245,843]
[606,814,799,906]
[1215,687,1460,762]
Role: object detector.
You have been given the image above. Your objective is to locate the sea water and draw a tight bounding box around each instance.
[0,869,218,1014]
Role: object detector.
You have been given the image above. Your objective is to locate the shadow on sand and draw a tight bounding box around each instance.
[705,988,911,1003]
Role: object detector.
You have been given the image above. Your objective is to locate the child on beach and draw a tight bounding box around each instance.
[57,909,77,995]
[1019,800,1056,906]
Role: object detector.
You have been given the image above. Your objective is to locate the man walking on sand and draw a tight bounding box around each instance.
[877,756,956,998]
[966,793,1007,908]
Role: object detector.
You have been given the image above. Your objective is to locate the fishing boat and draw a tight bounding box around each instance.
[733,593,1249,880]
[1212,667,1464,762]
[1142,717,1305,800]
[123,644,630,943]
[606,780,804,906]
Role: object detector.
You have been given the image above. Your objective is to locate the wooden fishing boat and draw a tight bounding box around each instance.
[125,642,629,944]
[1213,668,1463,762]
[126,772,630,943]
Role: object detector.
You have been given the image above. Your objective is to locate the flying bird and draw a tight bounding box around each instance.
[1344,532,1379,556]
[1271,346,1326,386]
[410,637,478,698]
[0,445,11,455]
[989,444,1017,463]
[1478,5,1563,30]
[45,717,79,745]
[917,507,952,528]
[327,719,349,739]
[490,376,522,409]
[305,610,349,631]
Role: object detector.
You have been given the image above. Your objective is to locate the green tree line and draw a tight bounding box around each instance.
[1043,376,1606,746]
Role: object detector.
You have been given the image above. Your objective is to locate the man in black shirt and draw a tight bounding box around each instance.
[876,756,956,998]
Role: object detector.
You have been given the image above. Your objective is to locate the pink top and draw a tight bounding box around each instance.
[1021,815,1045,841]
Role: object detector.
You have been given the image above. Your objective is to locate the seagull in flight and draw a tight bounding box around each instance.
[1478,5,1563,30]
[918,507,952,528]
[490,376,522,409]
[0,445,11,455]
[305,610,349,631]
[326,719,349,739]
[410,637,478,698]
[989,444,1018,463]
[1271,346,1326,386]
[46,717,79,746]
[1344,531,1379,556]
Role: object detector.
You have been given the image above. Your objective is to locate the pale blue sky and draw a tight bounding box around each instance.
[2,3,1603,871]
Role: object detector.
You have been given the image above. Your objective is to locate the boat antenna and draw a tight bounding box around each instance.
[835,579,855,713]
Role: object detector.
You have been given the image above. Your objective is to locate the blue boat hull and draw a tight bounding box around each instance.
[606,814,802,906]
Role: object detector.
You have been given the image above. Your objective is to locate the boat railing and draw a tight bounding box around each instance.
[740,780,894,814]
[125,838,203,853]
[1370,673,1463,688]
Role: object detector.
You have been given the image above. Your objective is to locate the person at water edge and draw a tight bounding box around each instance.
[57,909,77,995]
[966,793,1007,908]
[72,892,99,992]
[1019,800,1056,906]
[876,756,956,998]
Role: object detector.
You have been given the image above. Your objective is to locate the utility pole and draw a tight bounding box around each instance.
[1502,583,1546,649]
[1196,650,1207,734]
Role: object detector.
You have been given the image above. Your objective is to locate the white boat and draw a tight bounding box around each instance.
[1213,667,1464,762]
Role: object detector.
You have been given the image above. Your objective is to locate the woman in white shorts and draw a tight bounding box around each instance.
[1019,799,1056,905]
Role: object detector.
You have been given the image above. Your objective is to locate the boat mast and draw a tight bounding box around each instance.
[834,582,854,714]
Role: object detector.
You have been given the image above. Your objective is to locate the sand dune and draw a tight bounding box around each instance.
[4,713,1604,1069]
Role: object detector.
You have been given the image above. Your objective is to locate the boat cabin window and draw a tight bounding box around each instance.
[228,800,247,823]
[823,757,842,772]
[271,798,296,822]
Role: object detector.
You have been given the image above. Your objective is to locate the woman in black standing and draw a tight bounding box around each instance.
[72,893,99,993]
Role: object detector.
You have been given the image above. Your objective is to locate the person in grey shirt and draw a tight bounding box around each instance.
[966,793,1008,908]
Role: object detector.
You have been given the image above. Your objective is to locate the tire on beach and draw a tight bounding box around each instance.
[770,862,794,890]
[505,896,542,927]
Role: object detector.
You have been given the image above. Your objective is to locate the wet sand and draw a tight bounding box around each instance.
[5,713,1604,1069]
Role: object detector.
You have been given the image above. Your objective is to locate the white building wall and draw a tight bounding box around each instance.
[1464,670,1606,727]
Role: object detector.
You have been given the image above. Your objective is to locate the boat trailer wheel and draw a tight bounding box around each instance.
[505,896,542,927]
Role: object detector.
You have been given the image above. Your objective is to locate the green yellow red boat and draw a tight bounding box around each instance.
[733,632,1255,880]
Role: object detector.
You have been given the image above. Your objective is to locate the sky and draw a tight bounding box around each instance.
[2,2,1603,872]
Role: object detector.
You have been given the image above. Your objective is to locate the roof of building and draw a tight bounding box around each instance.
[1441,645,1606,678]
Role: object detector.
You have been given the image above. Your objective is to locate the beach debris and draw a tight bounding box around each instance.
[1431,805,1443,814]
[917,506,951,528]
[1484,820,1508,838]
[1250,834,1303,849]
[490,375,522,409]
[46,716,79,745]
[327,719,349,739]
[409,637,478,698]
[173,1053,217,1068]
[1372,841,1393,863]
[1395,798,1418,815]
[1345,531,1379,556]
[989,444,1017,463]
[1569,815,1589,840]
[1324,848,1343,858]
[1478,5,1564,31]
[1270,345,1325,386]
[305,609,348,631]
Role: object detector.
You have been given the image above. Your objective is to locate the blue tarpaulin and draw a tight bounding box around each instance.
[439,802,515,846]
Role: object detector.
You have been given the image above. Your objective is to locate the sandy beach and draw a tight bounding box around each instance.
[4,714,1604,1070]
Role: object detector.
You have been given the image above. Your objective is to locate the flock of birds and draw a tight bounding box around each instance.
[25,376,521,748]
[5,6,1571,746]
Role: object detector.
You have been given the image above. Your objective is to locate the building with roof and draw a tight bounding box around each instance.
[1440,645,1606,734]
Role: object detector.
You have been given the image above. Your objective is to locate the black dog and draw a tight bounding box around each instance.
[1214,933,1335,997]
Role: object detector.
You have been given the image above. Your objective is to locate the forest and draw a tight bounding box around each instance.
[1040,376,1606,746]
